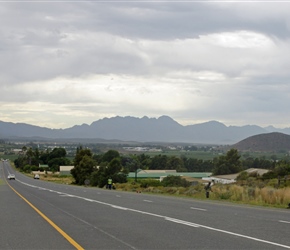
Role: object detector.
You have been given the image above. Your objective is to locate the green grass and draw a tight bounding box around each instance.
[144,150,219,160]
[142,150,290,161]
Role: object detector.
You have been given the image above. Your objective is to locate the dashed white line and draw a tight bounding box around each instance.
[190,207,207,211]
[16,179,290,249]
[143,200,153,203]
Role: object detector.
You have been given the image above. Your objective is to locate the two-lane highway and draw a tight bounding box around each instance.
[1,160,290,249]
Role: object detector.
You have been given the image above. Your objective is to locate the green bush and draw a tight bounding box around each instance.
[140,179,161,188]
[30,165,39,171]
[23,165,31,173]
[161,175,191,187]
[262,171,277,180]
[236,171,248,181]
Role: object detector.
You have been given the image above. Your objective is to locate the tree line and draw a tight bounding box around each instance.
[14,146,290,187]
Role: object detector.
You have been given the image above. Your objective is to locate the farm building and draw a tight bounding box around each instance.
[128,169,212,181]
[59,166,74,175]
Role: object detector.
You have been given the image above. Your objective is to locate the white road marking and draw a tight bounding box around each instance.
[83,198,95,202]
[166,217,200,227]
[16,179,290,249]
[279,220,290,224]
[190,207,207,211]
[143,200,152,203]
[60,194,75,197]
[111,205,128,210]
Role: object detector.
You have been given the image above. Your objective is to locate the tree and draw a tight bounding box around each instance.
[273,161,290,177]
[213,149,242,175]
[149,155,168,170]
[101,150,120,163]
[39,149,50,164]
[71,148,96,185]
[127,155,142,173]
[48,157,71,172]
[26,148,34,165]
[104,158,121,176]
[14,147,40,170]
[71,148,127,187]
[167,156,186,172]
[48,148,66,161]
[91,152,127,187]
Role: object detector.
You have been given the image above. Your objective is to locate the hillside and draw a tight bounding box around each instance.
[231,132,290,152]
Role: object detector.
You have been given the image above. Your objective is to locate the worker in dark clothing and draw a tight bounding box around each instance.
[205,181,212,198]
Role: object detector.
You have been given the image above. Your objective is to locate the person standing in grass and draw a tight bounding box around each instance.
[205,181,213,198]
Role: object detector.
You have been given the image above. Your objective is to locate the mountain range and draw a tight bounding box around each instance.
[1,115,290,145]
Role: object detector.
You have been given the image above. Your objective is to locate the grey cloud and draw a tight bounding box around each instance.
[77,2,290,40]
[1,1,290,129]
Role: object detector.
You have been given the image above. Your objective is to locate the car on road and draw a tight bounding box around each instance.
[7,174,15,180]
[34,174,40,179]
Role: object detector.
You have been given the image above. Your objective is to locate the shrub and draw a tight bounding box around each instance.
[236,171,248,181]
[261,171,277,180]
[23,165,31,173]
[161,175,191,187]
[140,179,161,188]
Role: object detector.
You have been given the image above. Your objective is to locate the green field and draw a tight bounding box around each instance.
[141,150,290,161]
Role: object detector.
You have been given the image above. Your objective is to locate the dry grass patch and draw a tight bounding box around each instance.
[40,174,74,184]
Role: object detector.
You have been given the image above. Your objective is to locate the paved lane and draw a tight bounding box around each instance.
[1,161,290,249]
[0,162,76,249]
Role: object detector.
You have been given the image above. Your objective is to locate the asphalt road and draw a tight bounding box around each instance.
[1,160,290,250]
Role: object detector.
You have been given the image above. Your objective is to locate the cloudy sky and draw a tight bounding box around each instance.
[1,1,290,129]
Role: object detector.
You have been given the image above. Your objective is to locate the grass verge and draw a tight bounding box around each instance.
[25,173,290,209]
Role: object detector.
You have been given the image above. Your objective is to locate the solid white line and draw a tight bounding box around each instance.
[111,205,128,210]
[200,224,290,249]
[279,220,290,224]
[83,198,95,202]
[17,179,290,249]
[190,207,207,211]
[165,217,200,227]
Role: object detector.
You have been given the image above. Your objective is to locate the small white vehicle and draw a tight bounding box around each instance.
[8,174,15,180]
[34,174,40,179]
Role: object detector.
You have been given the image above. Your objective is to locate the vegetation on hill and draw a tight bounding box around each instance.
[232,132,290,152]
